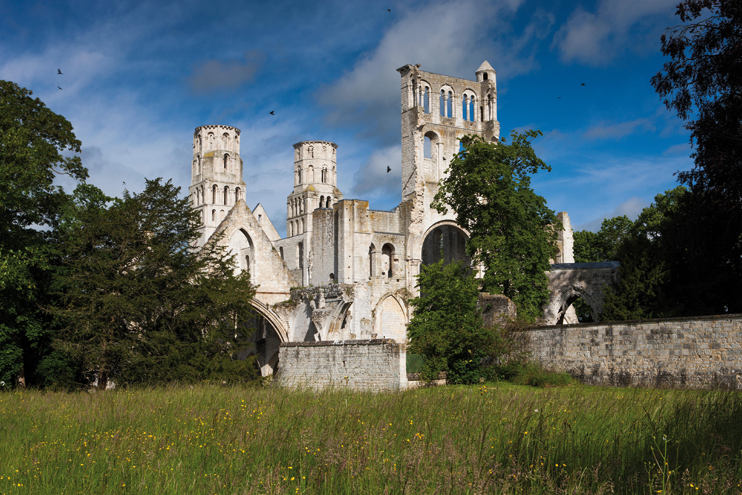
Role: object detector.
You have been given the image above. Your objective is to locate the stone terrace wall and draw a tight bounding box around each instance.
[523,314,742,389]
[279,339,407,391]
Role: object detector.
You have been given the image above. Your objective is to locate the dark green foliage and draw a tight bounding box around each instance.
[573,215,633,263]
[432,131,558,320]
[651,0,742,199]
[600,235,672,321]
[52,178,259,388]
[407,259,503,384]
[0,80,88,388]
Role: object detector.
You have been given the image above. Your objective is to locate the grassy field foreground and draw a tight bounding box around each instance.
[2,382,742,494]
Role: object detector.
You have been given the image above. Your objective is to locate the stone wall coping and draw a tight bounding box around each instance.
[550,261,620,270]
[531,313,742,331]
[280,339,399,348]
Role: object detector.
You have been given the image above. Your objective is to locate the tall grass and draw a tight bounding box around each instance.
[1,383,741,494]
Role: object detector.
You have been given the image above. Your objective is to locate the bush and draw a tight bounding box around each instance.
[493,361,572,387]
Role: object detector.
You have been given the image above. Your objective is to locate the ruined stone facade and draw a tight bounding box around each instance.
[190,62,589,382]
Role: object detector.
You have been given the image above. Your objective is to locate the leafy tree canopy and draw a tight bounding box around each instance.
[0,80,88,388]
[431,131,558,320]
[407,259,503,384]
[52,178,258,389]
[651,0,742,201]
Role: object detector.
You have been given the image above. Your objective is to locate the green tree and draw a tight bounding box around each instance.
[407,260,502,384]
[599,187,688,321]
[573,215,633,263]
[52,178,258,389]
[432,131,558,320]
[651,0,742,198]
[0,80,88,388]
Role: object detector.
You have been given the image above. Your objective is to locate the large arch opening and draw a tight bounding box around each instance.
[237,306,283,377]
[421,224,470,268]
[550,288,600,325]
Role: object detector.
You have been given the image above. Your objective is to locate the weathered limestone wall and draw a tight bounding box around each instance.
[524,314,742,389]
[279,339,407,391]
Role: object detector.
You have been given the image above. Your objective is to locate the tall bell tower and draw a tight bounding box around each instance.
[189,125,246,247]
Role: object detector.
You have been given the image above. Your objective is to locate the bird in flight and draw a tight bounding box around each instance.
[57,86,62,90]
[386,166,391,173]
[387,9,391,12]
[581,83,585,86]
[558,97,562,99]
[57,69,63,75]
[270,111,275,115]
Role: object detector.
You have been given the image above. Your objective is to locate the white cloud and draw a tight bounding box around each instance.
[583,117,655,140]
[316,0,532,144]
[350,145,401,201]
[553,0,677,65]
[576,196,648,232]
[188,50,264,92]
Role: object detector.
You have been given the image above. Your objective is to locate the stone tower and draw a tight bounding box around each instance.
[283,141,343,285]
[397,61,500,202]
[189,125,246,247]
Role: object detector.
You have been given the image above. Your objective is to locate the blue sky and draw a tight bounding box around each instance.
[0,0,691,235]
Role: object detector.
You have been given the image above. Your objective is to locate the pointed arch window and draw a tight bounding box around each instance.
[447,91,453,118]
[469,96,475,122]
[212,185,217,204]
[462,95,468,121]
[440,90,445,116]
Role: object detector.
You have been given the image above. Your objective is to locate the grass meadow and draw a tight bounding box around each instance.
[2,382,742,494]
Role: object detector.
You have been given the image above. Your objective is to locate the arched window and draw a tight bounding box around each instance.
[235,187,241,203]
[245,255,250,274]
[297,242,304,270]
[212,185,217,204]
[424,135,432,159]
[423,86,430,114]
[480,106,484,122]
[211,209,215,222]
[223,154,228,170]
[307,165,314,183]
[297,168,302,184]
[469,96,475,122]
[326,197,331,208]
[222,133,229,149]
[440,90,445,116]
[224,186,229,205]
[279,247,284,260]
[321,168,327,183]
[197,136,202,151]
[308,146,314,158]
[220,209,225,220]
[483,73,488,81]
[301,218,305,233]
[381,244,394,278]
[320,195,324,208]
[289,222,293,236]
[462,95,468,121]
[447,91,453,118]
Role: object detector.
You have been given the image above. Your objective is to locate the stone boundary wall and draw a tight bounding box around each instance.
[522,314,742,389]
[278,339,407,391]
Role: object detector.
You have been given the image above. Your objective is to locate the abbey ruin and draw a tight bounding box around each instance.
[188,62,619,384]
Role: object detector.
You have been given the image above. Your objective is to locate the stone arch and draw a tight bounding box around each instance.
[544,285,601,326]
[419,221,470,268]
[249,298,289,342]
[374,294,408,342]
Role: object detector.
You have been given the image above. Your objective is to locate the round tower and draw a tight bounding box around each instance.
[189,125,246,247]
